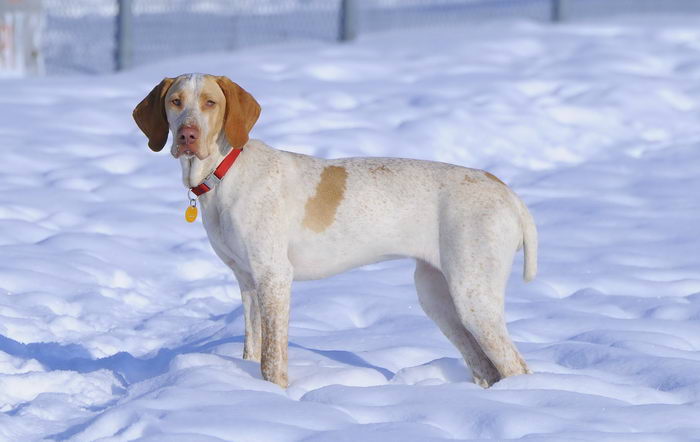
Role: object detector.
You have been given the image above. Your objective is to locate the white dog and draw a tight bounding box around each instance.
[133,73,537,388]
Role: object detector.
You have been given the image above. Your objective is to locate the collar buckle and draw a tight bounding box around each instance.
[202,172,222,190]
[189,147,243,197]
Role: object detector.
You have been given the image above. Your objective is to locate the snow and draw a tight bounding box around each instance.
[2,16,700,441]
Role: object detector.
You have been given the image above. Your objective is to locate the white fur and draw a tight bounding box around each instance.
[160,74,538,388]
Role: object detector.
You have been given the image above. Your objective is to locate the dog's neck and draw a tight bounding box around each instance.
[179,133,231,188]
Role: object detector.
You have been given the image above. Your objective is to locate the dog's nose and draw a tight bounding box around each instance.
[178,125,199,146]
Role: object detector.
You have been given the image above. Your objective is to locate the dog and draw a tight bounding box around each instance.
[133,73,537,388]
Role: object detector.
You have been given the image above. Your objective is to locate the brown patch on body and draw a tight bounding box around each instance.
[462,174,477,184]
[369,164,392,175]
[484,171,507,186]
[303,166,348,233]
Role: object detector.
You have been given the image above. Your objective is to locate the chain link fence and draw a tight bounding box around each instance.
[8,0,700,75]
[43,0,343,75]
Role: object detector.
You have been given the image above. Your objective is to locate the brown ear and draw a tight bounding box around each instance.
[215,76,261,149]
[132,77,175,152]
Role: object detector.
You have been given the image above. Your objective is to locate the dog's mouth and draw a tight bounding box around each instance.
[175,145,208,161]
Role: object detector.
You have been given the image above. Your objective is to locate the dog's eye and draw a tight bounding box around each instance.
[206,100,216,107]
[171,98,182,106]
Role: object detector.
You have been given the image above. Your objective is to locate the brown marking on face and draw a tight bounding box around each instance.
[303,166,348,233]
[199,75,227,148]
[484,171,507,186]
[161,76,226,159]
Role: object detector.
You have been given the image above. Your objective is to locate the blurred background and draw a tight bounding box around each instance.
[2,0,700,76]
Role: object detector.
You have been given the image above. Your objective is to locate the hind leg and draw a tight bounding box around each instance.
[414,260,501,387]
[442,249,530,381]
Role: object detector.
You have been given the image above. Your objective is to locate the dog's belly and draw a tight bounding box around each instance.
[288,239,407,281]
[287,226,423,281]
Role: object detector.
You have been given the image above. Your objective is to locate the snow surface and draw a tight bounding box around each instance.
[2,16,700,441]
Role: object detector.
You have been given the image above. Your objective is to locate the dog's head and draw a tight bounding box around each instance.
[133,73,260,187]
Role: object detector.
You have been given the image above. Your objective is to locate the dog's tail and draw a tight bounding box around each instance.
[517,199,538,282]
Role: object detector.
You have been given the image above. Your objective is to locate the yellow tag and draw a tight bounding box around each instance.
[185,205,198,223]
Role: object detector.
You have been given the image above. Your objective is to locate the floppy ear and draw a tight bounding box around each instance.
[132,77,175,152]
[215,76,261,149]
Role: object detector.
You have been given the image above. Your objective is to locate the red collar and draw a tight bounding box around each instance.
[190,148,243,196]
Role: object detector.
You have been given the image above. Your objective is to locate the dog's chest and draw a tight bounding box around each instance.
[200,197,247,267]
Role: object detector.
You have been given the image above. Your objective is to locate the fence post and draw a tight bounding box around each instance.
[115,0,133,70]
[338,0,358,42]
[0,0,43,75]
[550,0,561,22]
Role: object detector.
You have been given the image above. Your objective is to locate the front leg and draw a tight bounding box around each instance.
[231,267,261,362]
[253,263,293,388]
[210,245,263,363]
[219,161,293,388]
